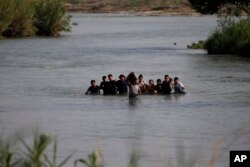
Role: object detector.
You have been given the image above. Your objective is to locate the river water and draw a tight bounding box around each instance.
[0,14,250,167]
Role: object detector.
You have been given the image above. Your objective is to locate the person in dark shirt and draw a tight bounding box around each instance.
[162,75,173,94]
[85,80,100,95]
[107,74,117,95]
[116,74,128,95]
[155,79,162,94]
[99,75,109,95]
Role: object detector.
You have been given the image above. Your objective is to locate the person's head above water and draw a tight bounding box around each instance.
[127,72,137,84]
[119,74,126,80]
[108,74,113,81]
[102,75,107,81]
[90,80,96,86]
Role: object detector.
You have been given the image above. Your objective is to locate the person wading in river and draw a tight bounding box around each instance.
[127,72,141,98]
[85,80,100,95]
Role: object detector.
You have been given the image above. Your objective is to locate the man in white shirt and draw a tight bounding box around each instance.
[174,77,186,94]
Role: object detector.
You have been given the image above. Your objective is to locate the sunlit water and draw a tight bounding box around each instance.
[0,14,250,167]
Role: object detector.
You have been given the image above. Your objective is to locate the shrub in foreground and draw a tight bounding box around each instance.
[0,130,222,167]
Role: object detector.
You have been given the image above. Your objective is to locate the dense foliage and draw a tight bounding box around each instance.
[34,0,70,36]
[204,18,250,57]
[188,0,250,56]
[0,0,70,39]
[187,0,250,15]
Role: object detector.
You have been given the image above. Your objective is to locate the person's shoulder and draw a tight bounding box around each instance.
[179,82,184,87]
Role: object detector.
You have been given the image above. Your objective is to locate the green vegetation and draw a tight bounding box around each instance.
[205,18,250,56]
[187,40,205,49]
[0,132,72,167]
[0,0,70,39]
[0,130,221,167]
[34,0,70,36]
[74,151,103,167]
[187,0,250,15]
[0,0,36,38]
[188,0,250,56]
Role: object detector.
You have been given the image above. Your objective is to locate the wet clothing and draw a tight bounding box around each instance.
[107,80,117,95]
[162,81,172,94]
[146,84,156,94]
[155,84,162,94]
[129,84,140,98]
[116,80,128,94]
[138,80,147,93]
[85,86,100,95]
[174,82,185,94]
[100,81,109,95]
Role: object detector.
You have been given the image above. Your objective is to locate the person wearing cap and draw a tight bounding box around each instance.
[116,74,128,95]
[85,80,100,95]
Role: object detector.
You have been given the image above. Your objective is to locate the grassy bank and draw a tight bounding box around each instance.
[0,0,70,39]
[204,18,250,57]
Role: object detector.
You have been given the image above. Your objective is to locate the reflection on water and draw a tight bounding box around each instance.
[128,97,140,109]
[0,14,250,167]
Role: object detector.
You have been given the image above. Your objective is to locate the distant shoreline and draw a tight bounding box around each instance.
[67,10,201,16]
[65,2,200,16]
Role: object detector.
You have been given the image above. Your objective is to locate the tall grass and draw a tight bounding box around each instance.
[0,135,20,167]
[205,18,250,57]
[74,151,103,167]
[34,0,71,37]
[0,130,223,167]
[0,0,15,38]
[0,132,72,167]
[0,0,70,38]
[2,0,37,37]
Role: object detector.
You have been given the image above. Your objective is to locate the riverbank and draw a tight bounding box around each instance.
[67,10,200,16]
[65,0,199,16]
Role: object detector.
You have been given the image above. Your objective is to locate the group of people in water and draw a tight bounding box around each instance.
[85,72,186,98]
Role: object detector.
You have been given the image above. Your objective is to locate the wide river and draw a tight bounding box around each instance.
[0,14,250,167]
